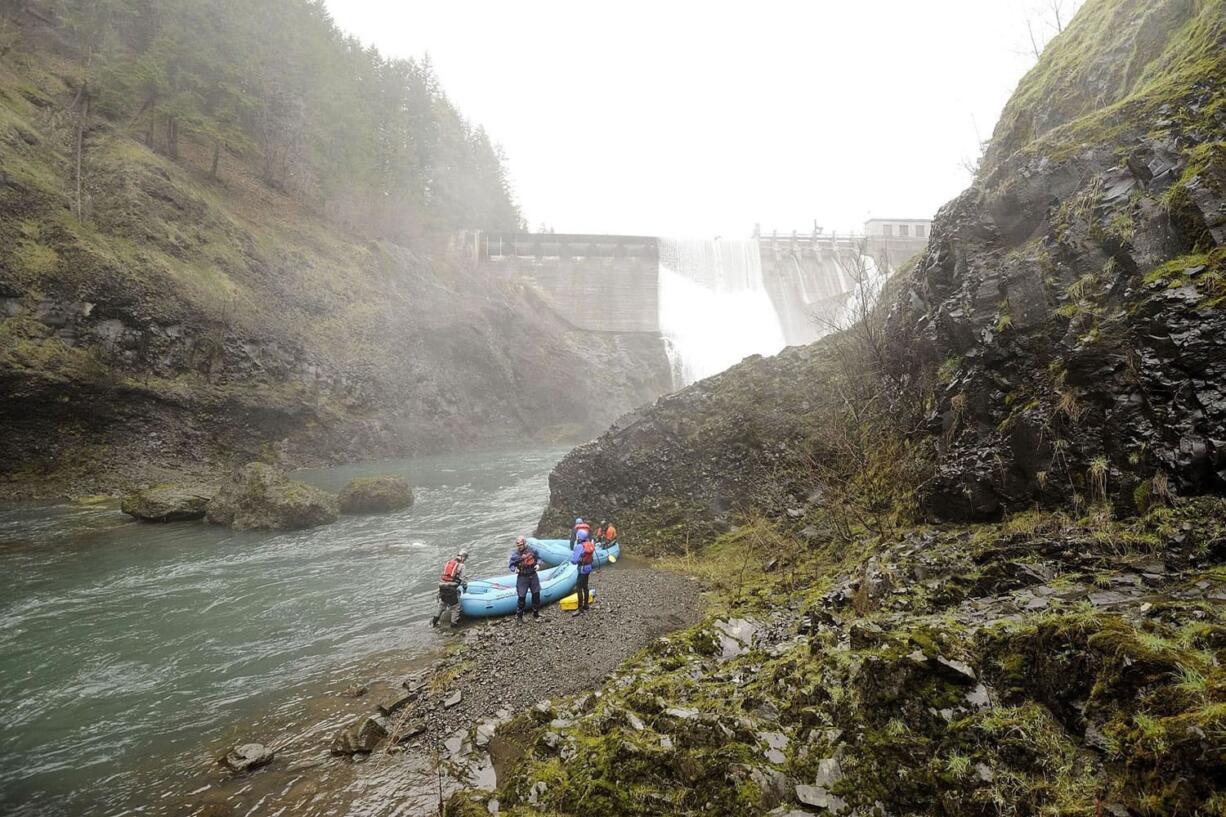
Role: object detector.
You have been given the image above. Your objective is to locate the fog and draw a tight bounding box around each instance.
[324,0,1082,237]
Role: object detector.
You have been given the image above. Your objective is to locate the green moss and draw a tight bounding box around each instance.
[1142,247,1226,307]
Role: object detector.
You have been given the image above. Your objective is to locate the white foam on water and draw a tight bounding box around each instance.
[657,238,787,386]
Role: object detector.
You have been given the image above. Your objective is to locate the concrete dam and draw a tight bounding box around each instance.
[467,227,929,386]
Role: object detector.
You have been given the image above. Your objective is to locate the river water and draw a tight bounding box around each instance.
[0,446,567,816]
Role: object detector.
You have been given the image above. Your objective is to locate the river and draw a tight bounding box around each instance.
[0,446,567,816]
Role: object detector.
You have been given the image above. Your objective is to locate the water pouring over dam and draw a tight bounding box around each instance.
[657,238,787,385]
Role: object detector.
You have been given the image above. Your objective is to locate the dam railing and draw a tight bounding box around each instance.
[479,233,659,260]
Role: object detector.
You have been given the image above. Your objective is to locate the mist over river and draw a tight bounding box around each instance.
[0,446,567,815]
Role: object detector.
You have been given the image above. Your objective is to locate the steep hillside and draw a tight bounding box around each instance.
[0,6,671,497]
[538,0,1224,541]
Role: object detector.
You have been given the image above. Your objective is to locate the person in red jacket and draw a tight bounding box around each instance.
[432,549,469,629]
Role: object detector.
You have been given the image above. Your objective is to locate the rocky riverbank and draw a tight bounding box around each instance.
[190,564,701,816]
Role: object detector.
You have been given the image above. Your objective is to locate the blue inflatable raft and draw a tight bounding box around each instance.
[527,537,621,568]
[459,563,578,618]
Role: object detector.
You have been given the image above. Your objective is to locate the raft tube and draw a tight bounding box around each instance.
[460,563,578,618]
[527,538,621,568]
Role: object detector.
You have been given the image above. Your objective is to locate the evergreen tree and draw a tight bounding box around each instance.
[18,0,522,235]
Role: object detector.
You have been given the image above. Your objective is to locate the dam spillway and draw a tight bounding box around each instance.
[470,229,928,387]
[657,238,786,385]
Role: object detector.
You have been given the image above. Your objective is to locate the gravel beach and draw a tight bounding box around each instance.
[420,564,703,739]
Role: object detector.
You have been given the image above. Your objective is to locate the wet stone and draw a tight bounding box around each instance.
[974,763,995,784]
[1089,590,1133,607]
[813,756,843,788]
[751,766,792,808]
[376,692,416,716]
[474,720,500,748]
[444,730,466,757]
[796,784,848,813]
[220,742,274,773]
[934,656,976,683]
[965,684,991,709]
[393,719,426,743]
[716,618,759,662]
[330,715,388,755]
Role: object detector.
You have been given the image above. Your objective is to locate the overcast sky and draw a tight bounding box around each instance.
[323,0,1082,237]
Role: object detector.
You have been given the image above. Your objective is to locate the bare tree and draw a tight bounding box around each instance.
[1026,19,1042,59]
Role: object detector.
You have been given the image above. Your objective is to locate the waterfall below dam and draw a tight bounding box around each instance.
[656,238,888,387]
[657,238,788,386]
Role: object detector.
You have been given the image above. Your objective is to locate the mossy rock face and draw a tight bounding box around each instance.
[120,483,214,522]
[338,475,414,514]
[206,463,338,531]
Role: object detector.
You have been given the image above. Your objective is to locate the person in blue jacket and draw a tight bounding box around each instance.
[509,535,543,622]
[570,528,595,615]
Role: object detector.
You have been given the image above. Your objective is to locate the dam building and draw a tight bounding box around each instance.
[461,221,931,386]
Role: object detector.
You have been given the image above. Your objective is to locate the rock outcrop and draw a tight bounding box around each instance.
[537,345,831,552]
[120,484,214,522]
[338,475,414,514]
[206,463,339,531]
[886,0,1226,519]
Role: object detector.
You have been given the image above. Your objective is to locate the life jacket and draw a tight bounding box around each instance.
[516,548,537,573]
[604,524,617,542]
[441,559,462,584]
[580,539,595,567]
[574,521,591,537]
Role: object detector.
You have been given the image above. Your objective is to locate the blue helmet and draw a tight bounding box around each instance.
[575,517,584,524]
[576,529,589,542]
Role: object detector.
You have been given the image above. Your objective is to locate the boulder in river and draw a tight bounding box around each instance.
[206,463,339,531]
[121,484,214,522]
[219,742,274,773]
[338,475,414,514]
[330,714,389,755]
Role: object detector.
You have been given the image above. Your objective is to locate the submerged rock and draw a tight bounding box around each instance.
[121,484,214,522]
[338,475,414,514]
[206,463,339,531]
[219,742,274,773]
[330,714,388,755]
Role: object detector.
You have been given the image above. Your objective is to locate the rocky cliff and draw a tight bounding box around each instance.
[538,0,1224,541]
[0,47,670,498]
[889,0,1225,519]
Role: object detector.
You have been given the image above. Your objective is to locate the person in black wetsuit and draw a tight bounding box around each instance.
[509,536,543,622]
